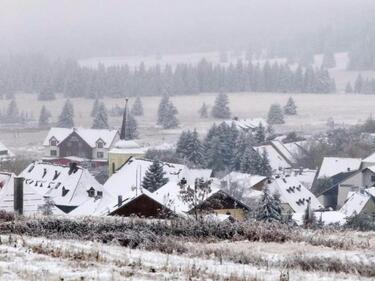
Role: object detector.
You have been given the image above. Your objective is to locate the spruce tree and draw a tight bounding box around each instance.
[267,104,285,124]
[6,99,19,123]
[211,93,231,119]
[187,129,204,166]
[254,123,266,144]
[125,113,138,139]
[57,99,74,128]
[91,99,100,117]
[232,131,254,171]
[142,160,169,192]
[92,102,109,129]
[354,74,363,93]
[38,105,52,128]
[284,97,297,115]
[158,98,179,129]
[131,96,144,116]
[260,149,272,177]
[345,82,353,93]
[240,147,262,175]
[157,95,170,125]
[256,188,282,223]
[199,102,208,118]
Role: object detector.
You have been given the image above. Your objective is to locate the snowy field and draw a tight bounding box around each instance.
[0,233,373,281]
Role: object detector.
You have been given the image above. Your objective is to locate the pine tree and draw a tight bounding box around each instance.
[199,102,208,118]
[232,131,254,171]
[157,95,170,125]
[260,149,272,177]
[254,123,266,144]
[91,99,100,117]
[38,86,56,101]
[284,97,297,115]
[354,74,363,93]
[92,102,109,129]
[57,99,74,128]
[142,160,169,192]
[125,113,138,139]
[131,96,144,116]
[256,187,282,223]
[187,129,204,166]
[38,105,52,128]
[6,99,19,122]
[158,97,179,129]
[240,147,262,175]
[345,82,354,93]
[267,104,285,124]
[302,202,317,228]
[211,93,231,119]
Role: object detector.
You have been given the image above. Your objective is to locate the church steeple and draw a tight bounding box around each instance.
[120,98,129,140]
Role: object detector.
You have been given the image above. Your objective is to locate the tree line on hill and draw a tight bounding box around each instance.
[345,74,375,95]
[0,55,335,100]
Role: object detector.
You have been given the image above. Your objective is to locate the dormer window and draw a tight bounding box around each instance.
[87,187,95,197]
[50,138,58,146]
[96,139,105,149]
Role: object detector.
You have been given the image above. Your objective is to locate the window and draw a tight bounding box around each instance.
[371,175,375,182]
[87,187,95,198]
[50,139,57,146]
[97,152,104,159]
[50,150,57,156]
[97,141,104,149]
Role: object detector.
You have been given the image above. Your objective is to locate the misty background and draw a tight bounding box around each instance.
[1,0,374,59]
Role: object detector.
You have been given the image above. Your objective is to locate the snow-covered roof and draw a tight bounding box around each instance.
[362,152,375,164]
[69,188,115,216]
[43,127,118,149]
[225,118,268,131]
[4,161,104,214]
[221,172,266,188]
[270,140,297,164]
[317,157,362,179]
[109,140,145,155]
[255,145,291,171]
[290,169,317,190]
[0,141,15,161]
[269,176,323,213]
[340,189,374,217]
[0,172,14,195]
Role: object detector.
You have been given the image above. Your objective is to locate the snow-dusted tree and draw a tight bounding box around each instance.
[199,102,208,118]
[267,104,285,124]
[38,86,56,101]
[260,149,272,177]
[5,99,19,122]
[240,147,262,175]
[302,201,317,228]
[354,74,363,93]
[158,97,179,129]
[283,97,297,115]
[256,187,282,223]
[57,99,74,128]
[91,99,100,117]
[125,113,138,139]
[232,131,254,171]
[211,93,231,119]
[345,82,353,93]
[176,129,203,167]
[131,96,144,116]
[142,160,169,192]
[254,122,266,144]
[92,102,109,129]
[37,197,54,216]
[179,177,212,220]
[38,105,52,128]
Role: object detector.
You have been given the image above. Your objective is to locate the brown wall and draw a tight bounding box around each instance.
[58,132,93,159]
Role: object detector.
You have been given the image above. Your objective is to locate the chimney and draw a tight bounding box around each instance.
[68,162,78,175]
[14,177,24,215]
[118,195,123,207]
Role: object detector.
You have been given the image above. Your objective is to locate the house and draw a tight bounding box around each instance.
[254,140,306,172]
[225,118,268,132]
[340,187,375,218]
[268,176,323,215]
[43,127,119,167]
[0,141,15,162]
[0,161,104,215]
[221,171,268,191]
[362,152,375,169]
[0,172,14,195]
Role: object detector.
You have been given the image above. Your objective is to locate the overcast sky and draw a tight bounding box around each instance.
[0,0,373,58]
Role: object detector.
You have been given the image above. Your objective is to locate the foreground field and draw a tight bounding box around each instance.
[3,92,375,158]
[0,216,373,281]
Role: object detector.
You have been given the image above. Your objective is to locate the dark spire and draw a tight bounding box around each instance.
[120,98,128,140]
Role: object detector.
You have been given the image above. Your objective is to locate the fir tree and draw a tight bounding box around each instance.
[131,96,144,116]
[284,97,297,115]
[267,104,285,124]
[92,102,109,129]
[91,99,100,117]
[157,95,170,125]
[142,160,169,192]
[199,102,208,118]
[232,132,254,171]
[256,187,282,223]
[240,147,262,175]
[260,149,272,177]
[354,74,363,93]
[302,202,317,228]
[125,113,138,139]
[211,93,231,119]
[158,98,179,129]
[254,122,266,144]
[6,99,19,122]
[345,82,353,93]
[38,105,52,128]
[57,99,74,128]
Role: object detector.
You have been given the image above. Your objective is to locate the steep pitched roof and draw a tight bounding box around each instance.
[317,157,361,179]
[0,141,15,161]
[269,176,323,213]
[362,152,375,164]
[255,145,291,171]
[340,189,374,217]
[43,127,118,149]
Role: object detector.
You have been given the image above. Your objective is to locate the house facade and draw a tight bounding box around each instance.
[43,127,119,167]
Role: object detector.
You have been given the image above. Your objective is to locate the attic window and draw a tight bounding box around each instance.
[97,141,104,149]
[87,187,95,198]
[50,139,57,146]
[96,191,103,198]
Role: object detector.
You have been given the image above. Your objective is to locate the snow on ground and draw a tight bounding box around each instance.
[0,234,373,281]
